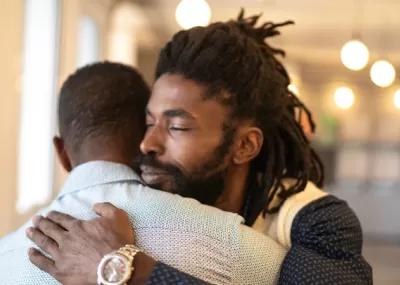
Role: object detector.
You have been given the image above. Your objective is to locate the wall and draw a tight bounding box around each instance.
[0,0,24,237]
[138,48,162,85]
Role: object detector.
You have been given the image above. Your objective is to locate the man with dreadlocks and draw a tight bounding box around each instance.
[26,10,371,285]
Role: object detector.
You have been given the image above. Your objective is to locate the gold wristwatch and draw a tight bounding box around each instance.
[97,245,141,285]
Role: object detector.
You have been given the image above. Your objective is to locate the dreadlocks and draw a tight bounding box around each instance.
[155,9,324,226]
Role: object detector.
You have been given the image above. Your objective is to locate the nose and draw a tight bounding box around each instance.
[140,125,165,155]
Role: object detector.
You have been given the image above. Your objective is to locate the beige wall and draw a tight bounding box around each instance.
[0,0,24,237]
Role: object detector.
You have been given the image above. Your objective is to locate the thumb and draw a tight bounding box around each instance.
[92,202,120,219]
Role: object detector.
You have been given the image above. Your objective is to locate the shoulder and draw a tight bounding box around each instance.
[292,194,363,254]
[0,215,61,284]
[0,243,60,284]
[0,207,49,255]
[253,180,328,248]
[60,181,245,242]
[280,196,372,285]
[232,225,287,285]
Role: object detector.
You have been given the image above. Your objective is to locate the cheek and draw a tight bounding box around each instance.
[164,136,221,171]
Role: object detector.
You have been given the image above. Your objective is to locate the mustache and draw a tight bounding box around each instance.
[134,153,182,174]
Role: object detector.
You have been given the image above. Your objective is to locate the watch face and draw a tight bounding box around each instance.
[103,256,127,283]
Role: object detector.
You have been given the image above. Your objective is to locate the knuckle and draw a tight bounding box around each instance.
[114,208,123,217]
[71,219,82,229]
[49,211,69,223]
[59,212,70,222]
[49,244,57,254]
[56,260,68,273]
[39,235,48,247]
[115,208,127,219]
[106,209,118,220]
[35,260,45,270]
[32,257,46,271]
[95,221,108,233]
[60,234,70,246]
[42,221,53,233]
[54,270,66,282]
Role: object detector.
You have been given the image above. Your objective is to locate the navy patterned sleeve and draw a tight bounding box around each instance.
[146,262,212,285]
[278,195,373,285]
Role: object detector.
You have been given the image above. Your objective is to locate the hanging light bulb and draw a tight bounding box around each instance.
[175,0,211,30]
[370,60,396,88]
[394,89,400,109]
[288,84,299,96]
[334,87,355,109]
[341,40,369,71]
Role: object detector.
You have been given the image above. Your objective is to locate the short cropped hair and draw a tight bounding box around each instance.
[58,61,150,153]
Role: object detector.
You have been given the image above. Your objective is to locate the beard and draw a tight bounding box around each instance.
[135,127,235,206]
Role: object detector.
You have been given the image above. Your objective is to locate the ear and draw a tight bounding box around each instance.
[53,136,72,172]
[299,111,313,138]
[232,127,263,165]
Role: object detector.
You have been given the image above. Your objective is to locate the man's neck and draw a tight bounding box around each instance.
[214,164,249,214]
[70,137,139,170]
[72,151,134,170]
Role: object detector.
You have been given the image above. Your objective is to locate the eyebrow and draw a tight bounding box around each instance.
[146,107,195,120]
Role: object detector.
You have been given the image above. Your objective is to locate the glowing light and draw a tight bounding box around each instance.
[341,40,369,71]
[370,60,396,88]
[288,84,299,96]
[175,0,211,30]
[334,87,355,109]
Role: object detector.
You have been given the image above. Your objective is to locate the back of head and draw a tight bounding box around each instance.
[58,61,150,168]
[155,10,324,225]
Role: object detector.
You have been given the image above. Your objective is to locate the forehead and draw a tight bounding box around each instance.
[148,74,229,120]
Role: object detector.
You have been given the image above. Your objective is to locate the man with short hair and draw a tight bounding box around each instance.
[55,61,149,171]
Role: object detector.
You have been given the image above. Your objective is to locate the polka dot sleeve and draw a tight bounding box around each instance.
[278,195,373,285]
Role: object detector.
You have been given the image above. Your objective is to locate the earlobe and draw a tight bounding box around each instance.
[232,127,263,165]
[53,136,72,172]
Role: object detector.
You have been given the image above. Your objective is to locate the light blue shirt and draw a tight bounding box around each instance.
[0,161,286,284]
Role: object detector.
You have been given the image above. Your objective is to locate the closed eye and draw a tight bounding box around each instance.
[170,127,191,132]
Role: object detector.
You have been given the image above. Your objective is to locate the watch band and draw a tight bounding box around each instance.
[118,245,140,285]
[118,244,141,266]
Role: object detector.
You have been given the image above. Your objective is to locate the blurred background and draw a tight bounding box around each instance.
[1,0,399,283]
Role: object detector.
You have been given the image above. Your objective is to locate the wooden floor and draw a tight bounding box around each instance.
[363,238,400,285]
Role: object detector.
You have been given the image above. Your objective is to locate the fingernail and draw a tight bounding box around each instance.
[26,227,33,239]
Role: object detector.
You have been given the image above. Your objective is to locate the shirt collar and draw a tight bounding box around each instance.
[58,161,143,198]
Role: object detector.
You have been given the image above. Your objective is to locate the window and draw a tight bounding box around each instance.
[77,15,100,68]
[17,0,60,214]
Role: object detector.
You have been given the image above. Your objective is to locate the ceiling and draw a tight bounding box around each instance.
[140,0,400,65]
